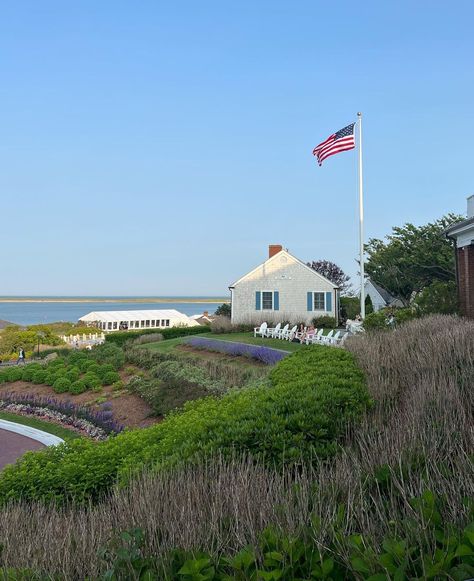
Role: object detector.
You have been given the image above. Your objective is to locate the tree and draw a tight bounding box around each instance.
[215,303,231,318]
[365,214,463,305]
[307,260,352,295]
[413,280,458,315]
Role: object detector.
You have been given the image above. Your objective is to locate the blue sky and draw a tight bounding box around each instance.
[1,0,472,296]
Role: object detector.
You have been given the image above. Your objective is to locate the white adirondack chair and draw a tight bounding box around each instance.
[254,322,268,338]
[266,322,281,338]
[286,325,298,341]
[277,323,289,339]
[303,328,316,345]
[320,330,334,344]
[328,330,341,345]
[306,329,324,345]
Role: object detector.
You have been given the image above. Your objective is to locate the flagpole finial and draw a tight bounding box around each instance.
[357,111,362,117]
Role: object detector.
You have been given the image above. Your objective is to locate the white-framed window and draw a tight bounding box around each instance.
[166,319,170,327]
[313,292,325,310]
[262,291,274,310]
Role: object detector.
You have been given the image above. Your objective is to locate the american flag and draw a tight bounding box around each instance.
[313,123,355,166]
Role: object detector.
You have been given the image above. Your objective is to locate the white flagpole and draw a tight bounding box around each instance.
[357,112,365,319]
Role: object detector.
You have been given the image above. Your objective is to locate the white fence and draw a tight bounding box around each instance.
[60,333,106,347]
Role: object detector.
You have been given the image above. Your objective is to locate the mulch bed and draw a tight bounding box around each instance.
[0,378,158,431]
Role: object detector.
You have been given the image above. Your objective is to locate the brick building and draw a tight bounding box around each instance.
[445,196,474,318]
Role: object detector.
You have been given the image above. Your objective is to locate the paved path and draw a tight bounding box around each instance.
[0,428,45,469]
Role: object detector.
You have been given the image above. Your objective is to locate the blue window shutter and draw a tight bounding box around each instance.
[274,291,279,311]
[325,291,332,312]
[307,292,313,311]
[256,291,261,311]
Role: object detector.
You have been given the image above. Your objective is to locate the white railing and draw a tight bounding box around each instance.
[60,332,106,346]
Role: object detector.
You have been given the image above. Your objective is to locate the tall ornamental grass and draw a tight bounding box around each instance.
[0,316,472,578]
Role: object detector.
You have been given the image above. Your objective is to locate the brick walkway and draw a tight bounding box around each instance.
[0,428,45,469]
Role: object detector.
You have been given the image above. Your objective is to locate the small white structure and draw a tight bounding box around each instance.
[364,279,404,312]
[229,245,339,325]
[78,309,200,332]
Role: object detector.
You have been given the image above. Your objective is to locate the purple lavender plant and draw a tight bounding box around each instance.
[0,392,124,434]
[183,337,287,365]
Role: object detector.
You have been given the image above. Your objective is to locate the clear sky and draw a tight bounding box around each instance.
[1,1,472,296]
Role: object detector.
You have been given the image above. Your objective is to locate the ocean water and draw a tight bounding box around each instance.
[0,298,225,326]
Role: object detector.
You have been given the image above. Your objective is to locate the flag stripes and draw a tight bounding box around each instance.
[313,123,355,166]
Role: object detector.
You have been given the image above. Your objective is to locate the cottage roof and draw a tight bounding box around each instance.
[229,249,338,289]
[366,279,398,305]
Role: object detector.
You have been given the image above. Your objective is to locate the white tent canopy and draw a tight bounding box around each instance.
[79,309,200,332]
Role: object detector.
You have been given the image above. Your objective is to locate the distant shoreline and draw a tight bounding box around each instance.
[0,297,229,304]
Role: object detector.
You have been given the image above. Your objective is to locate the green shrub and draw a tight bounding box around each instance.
[83,372,101,390]
[32,370,48,384]
[364,308,418,330]
[48,358,66,368]
[66,350,88,365]
[102,371,121,386]
[415,280,459,315]
[86,363,101,376]
[128,375,211,416]
[311,315,337,328]
[5,367,24,382]
[70,380,88,395]
[130,333,164,345]
[65,367,80,382]
[151,360,222,393]
[89,343,125,370]
[0,346,370,505]
[95,363,116,380]
[20,366,36,382]
[53,377,72,394]
[78,359,96,373]
[105,326,210,348]
[112,380,125,391]
[339,296,360,320]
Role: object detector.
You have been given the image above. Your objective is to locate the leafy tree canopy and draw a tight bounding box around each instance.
[365,214,462,304]
[307,260,352,296]
[0,325,63,356]
[215,303,231,317]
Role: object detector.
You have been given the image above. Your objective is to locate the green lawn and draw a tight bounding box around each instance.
[201,333,305,352]
[143,332,309,353]
[144,337,192,353]
[0,411,81,441]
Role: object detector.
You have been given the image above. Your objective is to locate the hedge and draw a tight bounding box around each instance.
[104,325,210,347]
[0,346,370,505]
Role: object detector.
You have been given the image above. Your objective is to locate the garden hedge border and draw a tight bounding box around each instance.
[104,325,210,347]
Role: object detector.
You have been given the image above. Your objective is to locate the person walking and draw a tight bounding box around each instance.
[17,347,25,365]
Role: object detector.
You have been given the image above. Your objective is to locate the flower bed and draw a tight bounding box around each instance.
[183,337,288,365]
[0,393,124,440]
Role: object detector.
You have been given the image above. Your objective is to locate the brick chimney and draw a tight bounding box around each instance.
[269,244,283,258]
[203,311,209,317]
